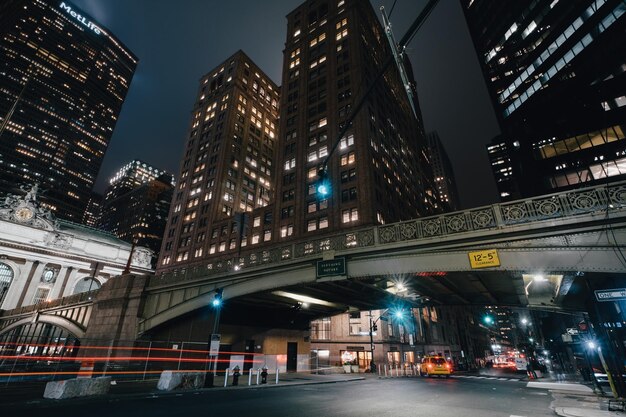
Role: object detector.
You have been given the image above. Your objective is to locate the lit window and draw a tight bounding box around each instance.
[342,208,359,223]
[341,151,356,166]
[280,224,294,237]
[339,133,354,149]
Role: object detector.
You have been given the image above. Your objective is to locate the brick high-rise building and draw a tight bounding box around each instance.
[274,0,437,242]
[157,51,279,271]
[156,0,440,274]
[0,0,137,221]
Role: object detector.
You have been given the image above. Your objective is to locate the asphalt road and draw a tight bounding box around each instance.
[3,375,554,417]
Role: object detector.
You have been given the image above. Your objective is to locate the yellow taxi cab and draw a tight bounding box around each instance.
[419,356,452,377]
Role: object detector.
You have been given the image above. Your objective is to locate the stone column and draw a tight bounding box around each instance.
[15,260,45,307]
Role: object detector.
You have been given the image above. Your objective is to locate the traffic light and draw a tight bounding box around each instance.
[316,168,330,198]
[212,288,223,307]
[483,315,494,325]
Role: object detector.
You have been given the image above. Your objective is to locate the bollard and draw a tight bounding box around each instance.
[378,364,381,377]
[275,368,279,384]
[384,364,388,377]
[256,368,261,385]
[232,366,240,386]
[224,368,229,387]
[248,368,253,386]
[396,364,399,377]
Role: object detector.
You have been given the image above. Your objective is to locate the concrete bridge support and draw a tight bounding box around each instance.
[81,274,147,358]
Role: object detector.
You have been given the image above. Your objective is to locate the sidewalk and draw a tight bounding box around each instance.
[0,372,366,407]
[524,376,626,417]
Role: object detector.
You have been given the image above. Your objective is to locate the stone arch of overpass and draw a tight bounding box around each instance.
[0,313,86,339]
[139,227,626,335]
[139,265,319,335]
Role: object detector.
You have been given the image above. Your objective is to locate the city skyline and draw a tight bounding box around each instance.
[73,0,500,209]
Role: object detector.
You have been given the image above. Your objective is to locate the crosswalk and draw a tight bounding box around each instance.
[453,375,526,382]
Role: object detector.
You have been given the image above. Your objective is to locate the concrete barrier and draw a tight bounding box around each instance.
[157,371,205,391]
[44,377,112,399]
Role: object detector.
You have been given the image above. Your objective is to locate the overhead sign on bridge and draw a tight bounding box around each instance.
[468,249,500,269]
[316,257,346,278]
[595,288,626,302]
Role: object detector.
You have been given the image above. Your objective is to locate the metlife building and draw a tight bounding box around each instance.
[0,0,137,222]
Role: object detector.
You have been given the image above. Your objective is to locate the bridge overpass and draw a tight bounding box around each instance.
[2,180,626,343]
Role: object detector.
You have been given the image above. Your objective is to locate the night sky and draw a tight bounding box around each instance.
[73,0,500,209]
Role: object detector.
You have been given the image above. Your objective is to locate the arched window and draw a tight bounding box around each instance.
[72,277,101,294]
[0,262,14,306]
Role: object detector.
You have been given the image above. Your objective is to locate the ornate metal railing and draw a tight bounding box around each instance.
[0,289,98,318]
[148,181,626,288]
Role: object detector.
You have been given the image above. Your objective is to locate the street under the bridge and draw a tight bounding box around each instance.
[5,374,556,417]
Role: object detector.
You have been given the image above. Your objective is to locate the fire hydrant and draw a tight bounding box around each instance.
[232,365,241,386]
[261,366,268,384]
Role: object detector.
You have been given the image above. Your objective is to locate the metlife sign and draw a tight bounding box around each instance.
[59,2,102,35]
[595,288,626,302]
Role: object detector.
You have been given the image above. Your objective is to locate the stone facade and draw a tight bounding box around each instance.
[0,187,153,310]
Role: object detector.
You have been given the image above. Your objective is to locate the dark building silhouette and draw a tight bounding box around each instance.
[100,160,173,262]
[427,131,460,211]
[462,0,626,200]
[0,0,137,221]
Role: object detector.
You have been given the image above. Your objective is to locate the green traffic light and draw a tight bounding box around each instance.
[317,182,329,196]
[483,316,494,324]
[316,169,330,197]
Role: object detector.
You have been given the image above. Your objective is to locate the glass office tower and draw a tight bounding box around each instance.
[0,0,137,220]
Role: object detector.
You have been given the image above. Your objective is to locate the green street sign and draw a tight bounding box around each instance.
[316,257,346,278]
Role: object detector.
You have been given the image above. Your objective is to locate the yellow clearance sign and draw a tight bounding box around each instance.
[468,249,500,269]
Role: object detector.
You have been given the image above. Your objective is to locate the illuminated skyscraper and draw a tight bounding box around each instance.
[274,0,436,241]
[0,0,137,221]
[156,0,439,273]
[157,51,279,271]
[100,160,174,260]
[462,0,626,200]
